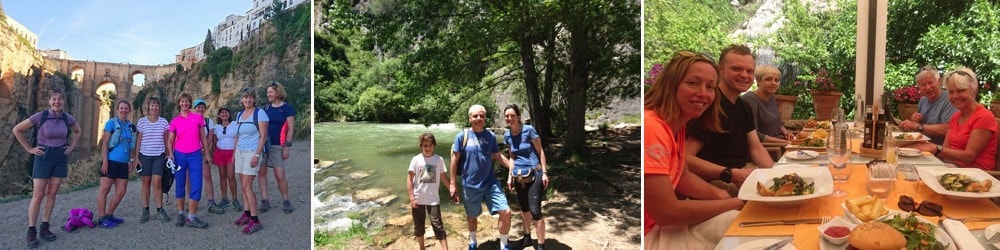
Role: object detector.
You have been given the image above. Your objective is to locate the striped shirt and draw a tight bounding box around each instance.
[137,116,169,156]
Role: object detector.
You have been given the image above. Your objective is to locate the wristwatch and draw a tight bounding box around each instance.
[284,141,293,147]
[719,168,733,183]
[917,124,924,132]
[935,145,943,156]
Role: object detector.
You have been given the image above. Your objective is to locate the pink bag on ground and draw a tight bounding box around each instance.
[63,207,96,232]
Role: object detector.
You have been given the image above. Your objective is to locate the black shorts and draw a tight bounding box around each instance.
[33,146,68,179]
[101,160,130,179]
[514,171,544,220]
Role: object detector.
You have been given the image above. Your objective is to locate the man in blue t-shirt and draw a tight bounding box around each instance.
[449,105,514,250]
[899,65,956,145]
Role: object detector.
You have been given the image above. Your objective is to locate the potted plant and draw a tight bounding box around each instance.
[774,79,806,121]
[806,68,844,120]
[892,85,920,119]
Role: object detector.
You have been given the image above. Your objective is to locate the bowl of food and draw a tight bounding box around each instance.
[917,167,1000,201]
[818,216,856,245]
[841,195,894,224]
[737,168,833,206]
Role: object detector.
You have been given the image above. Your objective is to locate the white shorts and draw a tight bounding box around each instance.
[234,149,261,176]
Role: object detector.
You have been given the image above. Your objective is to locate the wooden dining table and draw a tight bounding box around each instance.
[715,157,1000,249]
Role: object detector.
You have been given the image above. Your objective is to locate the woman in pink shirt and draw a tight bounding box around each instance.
[166,93,212,228]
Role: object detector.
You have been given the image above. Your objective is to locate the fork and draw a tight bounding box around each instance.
[822,216,832,225]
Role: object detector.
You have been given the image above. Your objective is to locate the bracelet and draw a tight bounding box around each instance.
[254,154,261,158]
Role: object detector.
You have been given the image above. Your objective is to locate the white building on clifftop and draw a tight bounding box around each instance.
[3,15,38,47]
[175,0,305,65]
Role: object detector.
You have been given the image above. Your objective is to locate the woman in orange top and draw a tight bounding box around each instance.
[909,67,997,170]
[643,51,745,249]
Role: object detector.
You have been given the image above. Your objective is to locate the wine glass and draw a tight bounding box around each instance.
[828,110,852,197]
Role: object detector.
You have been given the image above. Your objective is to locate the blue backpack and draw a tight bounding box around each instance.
[236,108,269,153]
[107,117,135,151]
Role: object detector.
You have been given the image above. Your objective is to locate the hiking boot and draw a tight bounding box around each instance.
[242,221,263,235]
[157,209,170,222]
[217,199,231,209]
[208,203,224,214]
[259,200,271,213]
[100,217,117,229]
[282,200,293,214]
[186,217,208,228]
[39,222,56,241]
[232,200,244,212]
[535,243,545,250]
[109,215,125,224]
[519,235,533,248]
[175,214,185,227]
[27,228,39,248]
[140,209,150,223]
[234,213,251,226]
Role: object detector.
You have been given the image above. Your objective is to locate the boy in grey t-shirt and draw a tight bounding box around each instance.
[408,132,452,250]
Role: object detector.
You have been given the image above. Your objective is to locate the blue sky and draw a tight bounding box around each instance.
[3,0,253,65]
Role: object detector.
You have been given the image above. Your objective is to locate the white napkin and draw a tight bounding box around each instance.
[941,219,986,250]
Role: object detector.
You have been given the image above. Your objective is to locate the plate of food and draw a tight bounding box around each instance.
[897,148,922,157]
[784,150,820,160]
[834,215,956,250]
[802,119,831,132]
[787,129,828,151]
[840,195,896,224]
[879,213,957,250]
[737,168,833,206]
[891,132,930,142]
[917,167,1000,201]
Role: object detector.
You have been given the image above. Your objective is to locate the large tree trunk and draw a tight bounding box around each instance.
[565,20,590,155]
[518,34,553,142]
[541,29,556,140]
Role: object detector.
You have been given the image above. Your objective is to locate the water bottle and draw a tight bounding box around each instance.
[833,109,850,152]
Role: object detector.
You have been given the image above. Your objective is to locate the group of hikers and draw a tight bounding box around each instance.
[15,82,298,248]
[408,104,550,250]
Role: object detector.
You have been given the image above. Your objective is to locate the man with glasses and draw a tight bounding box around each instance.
[899,65,957,145]
[685,44,775,192]
[448,104,514,250]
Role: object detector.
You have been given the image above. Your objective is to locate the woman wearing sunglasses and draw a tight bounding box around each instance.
[908,67,997,171]
[211,107,242,213]
[644,51,744,249]
[233,87,268,234]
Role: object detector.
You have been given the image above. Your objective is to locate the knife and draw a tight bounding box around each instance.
[739,218,823,227]
[763,239,792,250]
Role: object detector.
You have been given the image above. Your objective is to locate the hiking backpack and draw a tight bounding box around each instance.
[30,110,71,147]
[107,117,136,151]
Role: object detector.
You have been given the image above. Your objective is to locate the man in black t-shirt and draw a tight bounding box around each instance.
[685,44,774,187]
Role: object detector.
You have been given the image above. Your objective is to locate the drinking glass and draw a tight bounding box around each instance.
[896,164,920,192]
[828,109,852,197]
[884,125,900,167]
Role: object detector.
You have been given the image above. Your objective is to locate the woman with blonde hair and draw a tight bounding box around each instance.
[742,64,794,143]
[233,87,268,234]
[136,96,171,223]
[260,82,296,213]
[909,67,997,170]
[643,51,744,249]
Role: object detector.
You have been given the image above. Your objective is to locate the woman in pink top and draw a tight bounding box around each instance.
[910,67,997,170]
[643,51,744,249]
[166,93,212,228]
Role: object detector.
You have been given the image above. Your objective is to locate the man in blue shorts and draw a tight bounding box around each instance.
[449,104,514,250]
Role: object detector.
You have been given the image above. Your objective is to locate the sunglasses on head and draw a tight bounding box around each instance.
[897,195,943,216]
[675,51,715,63]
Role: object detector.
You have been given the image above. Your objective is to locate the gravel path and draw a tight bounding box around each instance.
[0,140,312,249]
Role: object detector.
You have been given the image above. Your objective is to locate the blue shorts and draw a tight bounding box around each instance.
[462,182,509,217]
[33,146,68,179]
[173,150,203,201]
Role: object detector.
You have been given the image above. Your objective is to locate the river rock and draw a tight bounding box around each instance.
[374,195,396,205]
[347,170,374,180]
[353,188,390,202]
[387,215,411,226]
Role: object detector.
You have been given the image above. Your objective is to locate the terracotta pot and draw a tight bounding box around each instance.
[775,95,797,121]
[897,103,918,120]
[810,90,843,120]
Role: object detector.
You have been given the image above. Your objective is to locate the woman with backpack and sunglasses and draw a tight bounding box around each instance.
[232,87,269,234]
[501,104,549,250]
[13,89,81,248]
[211,107,242,213]
[96,100,136,229]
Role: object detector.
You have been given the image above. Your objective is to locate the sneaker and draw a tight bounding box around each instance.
[234,213,251,226]
[100,217,117,229]
[39,223,56,241]
[186,217,208,228]
[232,200,244,212]
[242,221,263,235]
[468,242,477,250]
[208,203,224,214]
[282,200,294,214]
[535,243,545,250]
[109,215,125,224]
[217,199,231,209]
[140,209,150,223]
[27,228,39,248]
[157,209,170,222]
[519,235,533,248]
[259,200,271,213]
[175,214,185,227]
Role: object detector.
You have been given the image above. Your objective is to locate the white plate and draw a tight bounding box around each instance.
[892,132,931,142]
[732,239,797,250]
[817,216,857,246]
[985,224,1000,249]
[785,150,820,160]
[888,213,958,250]
[738,168,833,206]
[773,163,810,169]
[917,167,1000,201]
[898,148,923,157]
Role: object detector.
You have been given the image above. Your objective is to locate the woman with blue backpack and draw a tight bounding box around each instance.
[96,100,136,228]
[13,89,81,248]
[232,87,268,234]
